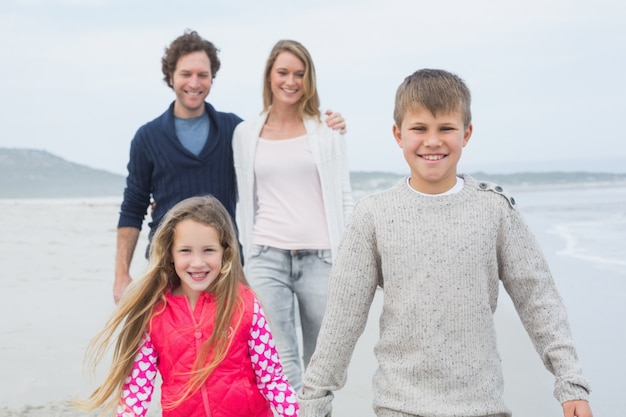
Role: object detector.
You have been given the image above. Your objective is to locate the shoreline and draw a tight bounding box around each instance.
[1,189,623,416]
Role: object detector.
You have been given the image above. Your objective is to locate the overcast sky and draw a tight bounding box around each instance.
[1,0,625,175]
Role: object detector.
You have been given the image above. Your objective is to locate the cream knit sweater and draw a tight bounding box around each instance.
[298,175,590,417]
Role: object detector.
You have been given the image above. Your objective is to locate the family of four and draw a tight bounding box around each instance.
[76,30,593,417]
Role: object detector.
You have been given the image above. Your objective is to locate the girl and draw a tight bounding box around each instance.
[76,195,298,417]
[233,40,354,391]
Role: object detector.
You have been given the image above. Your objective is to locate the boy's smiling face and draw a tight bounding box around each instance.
[393,106,472,194]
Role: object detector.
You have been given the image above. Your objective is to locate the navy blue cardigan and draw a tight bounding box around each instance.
[118,101,243,237]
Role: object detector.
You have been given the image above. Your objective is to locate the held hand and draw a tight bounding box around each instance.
[325,109,347,134]
[562,400,593,417]
[113,272,132,304]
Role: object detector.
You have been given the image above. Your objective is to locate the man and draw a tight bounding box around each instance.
[114,30,345,303]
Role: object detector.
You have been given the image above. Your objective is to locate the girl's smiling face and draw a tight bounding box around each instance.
[171,219,223,306]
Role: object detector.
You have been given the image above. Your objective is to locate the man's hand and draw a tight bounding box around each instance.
[325,109,346,134]
[563,400,593,417]
[113,273,132,304]
[115,226,141,304]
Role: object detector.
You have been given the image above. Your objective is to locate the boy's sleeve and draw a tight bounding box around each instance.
[498,208,591,403]
[298,199,381,416]
[117,333,158,417]
[249,298,298,417]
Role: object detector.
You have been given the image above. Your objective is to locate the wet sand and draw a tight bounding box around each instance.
[0,196,617,416]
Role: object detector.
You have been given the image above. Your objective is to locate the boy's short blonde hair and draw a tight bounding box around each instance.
[393,69,472,128]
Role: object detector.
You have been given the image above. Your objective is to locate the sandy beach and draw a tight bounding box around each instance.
[0,190,622,416]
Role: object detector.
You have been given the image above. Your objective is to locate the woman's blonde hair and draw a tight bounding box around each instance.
[262,39,321,121]
[75,195,247,416]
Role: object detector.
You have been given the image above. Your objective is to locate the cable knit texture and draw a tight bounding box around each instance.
[118,101,242,234]
[298,175,590,417]
[233,112,354,261]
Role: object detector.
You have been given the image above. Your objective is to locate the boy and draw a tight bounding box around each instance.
[297,69,593,417]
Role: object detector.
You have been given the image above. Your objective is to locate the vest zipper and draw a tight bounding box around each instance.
[186,297,212,417]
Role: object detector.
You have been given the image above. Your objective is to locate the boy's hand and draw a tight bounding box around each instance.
[325,109,347,134]
[562,400,593,417]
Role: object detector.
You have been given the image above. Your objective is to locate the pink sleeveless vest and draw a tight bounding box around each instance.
[149,284,273,417]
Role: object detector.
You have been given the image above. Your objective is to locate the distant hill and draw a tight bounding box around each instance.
[349,170,626,195]
[465,171,626,188]
[0,148,125,198]
[1,148,625,199]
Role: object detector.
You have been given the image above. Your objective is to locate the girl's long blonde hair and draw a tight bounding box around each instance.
[75,195,247,416]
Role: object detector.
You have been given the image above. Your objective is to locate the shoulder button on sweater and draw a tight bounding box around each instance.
[476,181,517,209]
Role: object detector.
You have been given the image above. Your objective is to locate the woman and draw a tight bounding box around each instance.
[233,39,354,390]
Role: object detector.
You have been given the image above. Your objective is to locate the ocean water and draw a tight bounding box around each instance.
[355,175,626,278]
[515,184,626,277]
[350,178,626,415]
[0,179,623,416]
[499,183,626,415]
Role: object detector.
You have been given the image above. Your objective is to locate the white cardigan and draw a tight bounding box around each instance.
[233,113,354,262]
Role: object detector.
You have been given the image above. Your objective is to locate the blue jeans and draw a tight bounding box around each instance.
[245,245,332,391]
